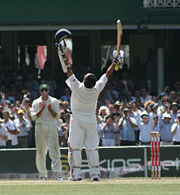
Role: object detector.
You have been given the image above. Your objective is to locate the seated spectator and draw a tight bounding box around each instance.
[171,113,180,145]
[14,109,30,148]
[169,90,178,103]
[170,102,179,123]
[103,81,119,103]
[2,110,19,148]
[0,118,8,149]
[60,87,71,110]
[118,71,134,99]
[126,90,136,103]
[118,108,137,146]
[102,115,116,146]
[138,111,153,145]
[159,113,173,145]
[140,87,152,106]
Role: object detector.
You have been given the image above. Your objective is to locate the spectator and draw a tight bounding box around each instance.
[14,109,30,148]
[112,112,121,146]
[131,101,141,145]
[169,90,177,103]
[137,111,153,145]
[140,87,152,105]
[102,115,116,146]
[0,118,8,149]
[21,95,35,147]
[159,113,173,145]
[2,110,19,148]
[118,71,134,99]
[98,105,108,122]
[59,113,70,147]
[60,87,71,110]
[118,108,137,146]
[170,102,178,123]
[157,95,170,115]
[171,113,180,145]
[152,115,160,132]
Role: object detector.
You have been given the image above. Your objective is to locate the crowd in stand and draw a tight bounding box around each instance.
[0,48,180,148]
[0,69,179,149]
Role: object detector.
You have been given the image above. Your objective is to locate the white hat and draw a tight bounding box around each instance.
[162,113,171,119]
[141,111,149,118]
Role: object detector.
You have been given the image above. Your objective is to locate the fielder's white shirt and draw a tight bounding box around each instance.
[66,74,108,122]
[31,95,60,125]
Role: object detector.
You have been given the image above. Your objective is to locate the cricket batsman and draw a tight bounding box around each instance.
[55,28,124,181]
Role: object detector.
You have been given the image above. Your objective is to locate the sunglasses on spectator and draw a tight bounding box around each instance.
[40,88,48,92]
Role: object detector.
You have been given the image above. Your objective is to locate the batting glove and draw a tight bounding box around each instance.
[112,50,124,64]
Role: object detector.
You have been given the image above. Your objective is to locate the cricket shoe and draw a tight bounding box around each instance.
[92,178,99,181]
[56,176,63,181]
[39,177,47,181]
[68,176,82,181]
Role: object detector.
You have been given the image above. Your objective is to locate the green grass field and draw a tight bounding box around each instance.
[0,178,180,195]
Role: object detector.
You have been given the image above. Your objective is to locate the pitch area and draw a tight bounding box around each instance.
[0,178,180,195]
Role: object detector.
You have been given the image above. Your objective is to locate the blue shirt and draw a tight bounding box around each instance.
[119,118,136,141]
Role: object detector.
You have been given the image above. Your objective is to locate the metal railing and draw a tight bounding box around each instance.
[143,0,180,8]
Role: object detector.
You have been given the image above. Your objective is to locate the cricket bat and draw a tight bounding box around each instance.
[115,19,122,71]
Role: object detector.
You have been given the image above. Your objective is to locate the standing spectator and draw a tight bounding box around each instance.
[0,118,8,149]
[31,83,63,180]
[14,109,30,148]
[118,108,137,146]
[59,113,70,147]
[171,113,180,145]
[159,113,173,145]
[21,95,35,147]
[98,106,108,122]
[157,95,170,115]
[101,115,116,146]
[112,112,121,146]
[153,115,160,132]
[131,101,141,145]
[137,111,153,145]
[2,110,19,148]
[96,114,104,146]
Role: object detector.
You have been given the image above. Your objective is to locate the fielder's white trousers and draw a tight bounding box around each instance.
[35,123,62,178]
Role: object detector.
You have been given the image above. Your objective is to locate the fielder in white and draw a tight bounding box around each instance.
[31,84,62,180]
[55,29,124,181]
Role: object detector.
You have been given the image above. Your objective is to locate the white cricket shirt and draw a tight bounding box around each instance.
[66,74,108,122]
[31,95,60,125]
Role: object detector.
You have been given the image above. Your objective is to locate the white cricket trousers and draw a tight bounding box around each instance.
[35,123,62,178]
